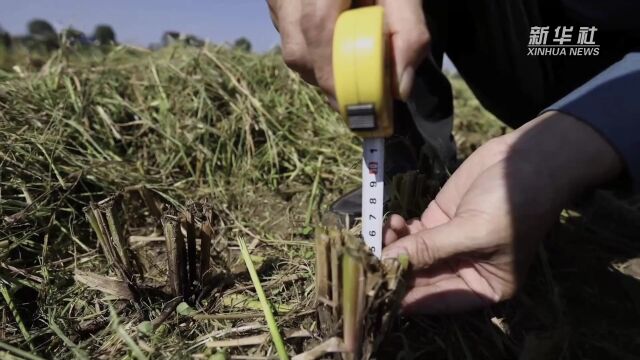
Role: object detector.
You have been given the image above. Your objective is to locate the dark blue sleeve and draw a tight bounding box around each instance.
[561,0,640,32]
[544,52,640,190]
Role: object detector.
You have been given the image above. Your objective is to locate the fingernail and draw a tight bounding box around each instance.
[398,66,415,101]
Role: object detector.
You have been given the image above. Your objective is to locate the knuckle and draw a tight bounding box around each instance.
[412,28,431,49]
[299,11,327,42]
[414,233,437,267]
[396,27,430,63]
[281,44,308,71]
[299,15,319,38]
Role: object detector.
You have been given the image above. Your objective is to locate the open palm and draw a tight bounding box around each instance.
[383,131,563,314]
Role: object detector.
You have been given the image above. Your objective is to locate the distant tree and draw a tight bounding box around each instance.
[27,19,58,50]
[233,37,252,52]
[93,24,116,45]
[61,27,89,47]
[28,19,55,38]
[162,31,180,47]
[0,33,10,49]
[161,31,204,48]
[185,35,204,47]
[0,25,11,49]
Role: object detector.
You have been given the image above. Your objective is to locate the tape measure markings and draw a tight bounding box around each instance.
[362,137,384,258]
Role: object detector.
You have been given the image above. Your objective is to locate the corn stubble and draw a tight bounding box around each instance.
[84,192,218,299]
[314,228,408,360]
[84,195,139,300]
[157,205,212,298]
[95,190,412,360]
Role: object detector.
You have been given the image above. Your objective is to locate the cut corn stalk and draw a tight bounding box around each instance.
[314,227,409,360]
[182,209,198,289]
[341,241,363,357]
[162,212,188,298]
[315,229,330,302]
[329,228,342,317]
[200,217,214,283]
[83,195,138,299]
[138,185,163,220]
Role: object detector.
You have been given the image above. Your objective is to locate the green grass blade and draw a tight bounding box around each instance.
[0,340,45,360]
[0,285,33,350]
[48,320,89,360]
[237,237,289,360]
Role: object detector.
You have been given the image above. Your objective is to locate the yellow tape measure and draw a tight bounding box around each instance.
[333,6,392,257]
[333,5,393,138]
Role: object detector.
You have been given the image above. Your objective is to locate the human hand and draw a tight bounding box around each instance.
[267,0,430,102]
[382,111,622,314]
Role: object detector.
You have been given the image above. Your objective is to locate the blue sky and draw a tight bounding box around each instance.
[1,0,281,52]
[1,1,456,70]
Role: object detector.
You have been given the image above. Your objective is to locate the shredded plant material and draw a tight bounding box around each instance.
[1,44,640,359]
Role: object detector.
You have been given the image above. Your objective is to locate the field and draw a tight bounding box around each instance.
[1,44,640,359]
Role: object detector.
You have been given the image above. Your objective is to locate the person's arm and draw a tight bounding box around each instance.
[543,52,640,190]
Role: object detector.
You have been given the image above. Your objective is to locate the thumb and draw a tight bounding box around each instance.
[379,0,430,100]
[382,217,476,270]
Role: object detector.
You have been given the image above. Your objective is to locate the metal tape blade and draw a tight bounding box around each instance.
[362,137,384,258]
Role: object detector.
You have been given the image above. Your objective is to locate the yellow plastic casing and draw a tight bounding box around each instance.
[333,6,393,138]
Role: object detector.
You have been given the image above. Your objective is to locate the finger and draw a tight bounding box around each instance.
[384,200,449,247]
[378,0,430,100]
[433,137,512,218]
[383,214,408,245]
[353,0,375,6]
[381,216,478,270]
[267,0,280,31]
[401,277,494,314]
[300,0,351,96]
[275,0,316,83]
[405,217,427,234]
[420,200,450,228]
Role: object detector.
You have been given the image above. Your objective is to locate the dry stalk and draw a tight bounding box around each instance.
[162,211,188,298]
[160,201,220,300]
[314,227,408,360]
[315,230,330,303]
[139,186,163,220]
[84,195,138,299]
[199,205,216,283]
[329,228,342,317]
[182,209,198,288]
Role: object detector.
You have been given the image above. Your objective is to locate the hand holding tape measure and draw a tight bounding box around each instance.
[333,6,392,257]
[267,0,430,102]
